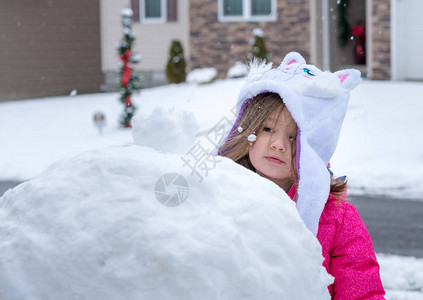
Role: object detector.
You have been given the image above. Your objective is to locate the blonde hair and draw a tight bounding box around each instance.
[219,92,347,203]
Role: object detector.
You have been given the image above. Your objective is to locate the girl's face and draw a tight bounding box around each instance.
[248,106,297,192]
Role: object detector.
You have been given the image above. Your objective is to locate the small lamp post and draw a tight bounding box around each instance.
[93,111,106,135]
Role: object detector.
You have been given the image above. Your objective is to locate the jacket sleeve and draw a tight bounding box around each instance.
[329,203,386,300]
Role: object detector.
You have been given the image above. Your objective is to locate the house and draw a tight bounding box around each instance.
[189,0,419,81]
[1,0,421,101]
[105,0,422,87]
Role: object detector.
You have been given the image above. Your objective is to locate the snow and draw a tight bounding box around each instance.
[377,254,423,299]
[130,53,142,63]
[0,93,134,180]
[0,78,423,298]
[120,8,133,17]
[252,28,264,37]
[132,107,199,154]
[331,80,423,200]
[1,79,421,202]
[0,145,333,299]
[227,61,249,78]
[186,68,217,84]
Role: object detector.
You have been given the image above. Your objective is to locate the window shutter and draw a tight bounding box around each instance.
[167,0,178,22]
[131,0,140,22]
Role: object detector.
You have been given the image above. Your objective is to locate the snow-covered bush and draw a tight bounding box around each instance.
[166,40,187,84]
[247,28,269,62]
[227,61,249,78]
[186,68,217,84]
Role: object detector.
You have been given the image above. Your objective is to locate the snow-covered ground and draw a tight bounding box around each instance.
[378,254,423,300]
[1,79,422,201]
[1,78,423,299]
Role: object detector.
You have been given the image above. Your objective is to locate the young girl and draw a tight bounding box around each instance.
[218,52,385,299]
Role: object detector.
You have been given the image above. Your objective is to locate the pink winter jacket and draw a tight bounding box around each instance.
[288,187,386,299]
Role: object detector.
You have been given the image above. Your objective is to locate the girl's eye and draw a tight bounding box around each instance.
[303,68,315,77]
[289,136,295,142]
[263,127,273,133]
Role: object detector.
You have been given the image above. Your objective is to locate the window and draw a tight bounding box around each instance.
[251,0,271,16]
[131,0,178,23]
[223,0,243,16]
[218,0,276,22]
[141,0,166,23]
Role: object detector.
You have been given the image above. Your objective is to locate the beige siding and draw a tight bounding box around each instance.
[0,0,103,101]
[100,0,190,73]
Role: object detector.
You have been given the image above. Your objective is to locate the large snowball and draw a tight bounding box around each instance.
[0,145,332,299]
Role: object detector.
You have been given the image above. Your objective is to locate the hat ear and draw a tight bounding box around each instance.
[281,52,306,66]
[334,69,361,91]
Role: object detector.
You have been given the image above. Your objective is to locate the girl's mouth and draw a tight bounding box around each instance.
[265,156,284,164]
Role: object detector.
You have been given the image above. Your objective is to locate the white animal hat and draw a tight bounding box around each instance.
[224,52,361,236]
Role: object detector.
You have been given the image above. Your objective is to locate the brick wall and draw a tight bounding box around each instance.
[0,0,103,101]
[371,0,391,80]
[189,0,310,77]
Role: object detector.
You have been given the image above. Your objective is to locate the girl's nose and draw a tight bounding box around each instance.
[270,136,288,152]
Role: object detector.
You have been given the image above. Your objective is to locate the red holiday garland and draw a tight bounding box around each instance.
[118,8,140,128]
[120,49,133,128]
[121,49,131,88]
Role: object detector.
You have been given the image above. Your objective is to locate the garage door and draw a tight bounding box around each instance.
[396,0,423,80]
